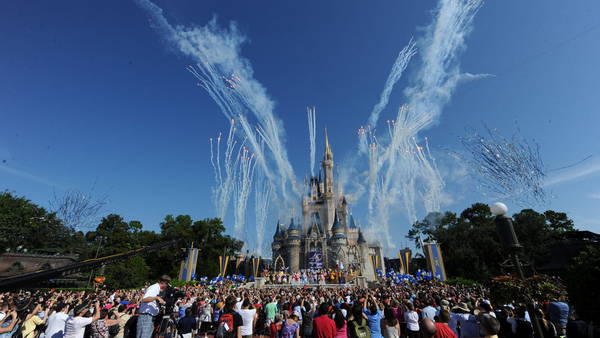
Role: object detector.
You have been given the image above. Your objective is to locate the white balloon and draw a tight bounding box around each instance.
[490,202,508,216]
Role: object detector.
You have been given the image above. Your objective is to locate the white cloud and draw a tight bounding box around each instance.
[588,193,600,200]
[544,161,600,187]
[0,164,61,188]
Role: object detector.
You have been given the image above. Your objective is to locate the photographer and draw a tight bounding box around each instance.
[137,275,171,338]
[21,299,52,338]
[0,310,19,336]
[64,301,101,338]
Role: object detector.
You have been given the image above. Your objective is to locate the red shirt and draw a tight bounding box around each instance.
[313,315,337,338]
[434,323,457,338]
[270,322,282,338]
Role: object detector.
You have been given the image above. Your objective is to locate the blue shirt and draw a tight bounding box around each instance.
[364,309,383,338]
[421,306,437,320]
[548,302,569,327]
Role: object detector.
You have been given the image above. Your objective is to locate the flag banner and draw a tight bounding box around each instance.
[178,247,199,282]
[308,251,323,269]
[252,257,261,277]
[423,242,447,281]
[398,249,412,274]
[370,255,381,273]
[235,256,244,269]
[218,255,230,277]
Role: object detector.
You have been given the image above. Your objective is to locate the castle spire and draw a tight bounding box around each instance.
[324,128,333,160]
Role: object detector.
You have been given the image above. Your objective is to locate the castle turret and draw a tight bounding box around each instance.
[286,218,301,272]
[357,229,376,281]
[271,220,283,260]
[330,211,348,268]
[321,130,336,232]
[347,215,359,243]
[323,130,334,195]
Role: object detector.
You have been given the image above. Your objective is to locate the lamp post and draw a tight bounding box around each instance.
[490,202,544,338]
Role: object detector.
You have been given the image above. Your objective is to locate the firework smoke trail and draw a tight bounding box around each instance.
[404,0,484,125]
[254,169,272,255]
[359,39,417,154]
[135,0,299,210]
[234,146,256,245]
[210,120,238,222]
[307,107,317,177]
[361,0,482,248]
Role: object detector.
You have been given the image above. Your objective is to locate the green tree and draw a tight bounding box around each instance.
[103,256,150,289]
[145,216,243,278]
[566,245,600,323]
[406,203,579,282]
[0,192,80,254]
[90,214,151,288]
[543,210,575,232]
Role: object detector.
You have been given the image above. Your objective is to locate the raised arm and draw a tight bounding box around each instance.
[0,312,18,333]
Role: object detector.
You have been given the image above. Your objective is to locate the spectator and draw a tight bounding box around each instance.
[238,299,257,338]
[333,308,347,338]
[313,303,336,338]
[380,307,400,338]
[363,296,383,338]
[216,295,243,338]
[478,313,500,338]
[137,275,170,338]
[420,319,437,338]
[281,313,300,338]
[64,301,101,338]
[433,310,456,338]
[404,302,419,338]
[45,303,69,338]
[178,308,197,338]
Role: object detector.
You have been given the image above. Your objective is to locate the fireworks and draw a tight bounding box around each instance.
[460,126,546,205]
[49,188,107,230]
[307,107,317,177]
[138,0,486,252]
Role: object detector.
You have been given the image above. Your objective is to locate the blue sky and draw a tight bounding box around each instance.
[2,0,600,249]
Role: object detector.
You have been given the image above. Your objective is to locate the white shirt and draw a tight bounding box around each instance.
[64,316,93,338]
[45,312,69,338]
[139,283,161,316]
[237,309,256,336]
[404,311,419,331]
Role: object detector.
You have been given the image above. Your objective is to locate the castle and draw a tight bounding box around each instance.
[271,133,384,281]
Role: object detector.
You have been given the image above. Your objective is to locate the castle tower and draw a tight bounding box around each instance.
[322,130,335,233]
[285,218,301,272]
[339,197,348,227]
[358,229,376,281]
[347,215,359,243]
[330,211,348,268]
[271,220,283,259]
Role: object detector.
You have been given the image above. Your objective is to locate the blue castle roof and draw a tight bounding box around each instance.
[349,215,358,229]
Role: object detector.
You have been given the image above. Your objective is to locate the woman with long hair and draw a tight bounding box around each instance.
[280,313,300,338]
[381,307,400,338]
[333,308,347,338]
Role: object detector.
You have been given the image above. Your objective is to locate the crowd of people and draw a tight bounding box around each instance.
[262,270,350,285]
[0,274,591,338]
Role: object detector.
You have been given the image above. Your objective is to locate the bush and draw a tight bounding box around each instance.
[445,277,481,286]
[488,274,566,305]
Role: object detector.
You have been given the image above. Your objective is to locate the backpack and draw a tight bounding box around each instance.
[216,312,235,338]
[353,319,371,338]
[108,323,120,337]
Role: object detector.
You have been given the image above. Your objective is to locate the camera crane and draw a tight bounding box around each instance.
[0,239,182,291]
